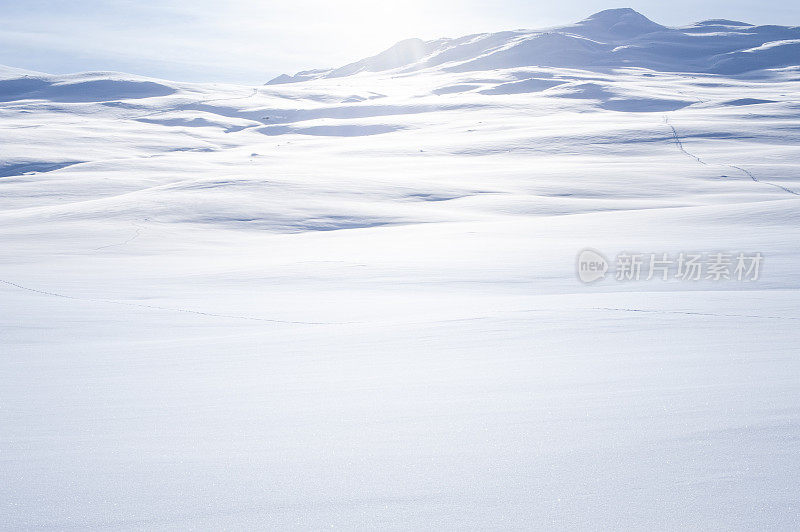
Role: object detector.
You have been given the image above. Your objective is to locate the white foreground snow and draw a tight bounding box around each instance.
[2,10,800,530]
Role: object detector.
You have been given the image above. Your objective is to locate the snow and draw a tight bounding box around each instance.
[269,8,800,84]
[2,8,800,530]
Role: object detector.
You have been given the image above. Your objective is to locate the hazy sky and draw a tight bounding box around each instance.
[2,0,799,84]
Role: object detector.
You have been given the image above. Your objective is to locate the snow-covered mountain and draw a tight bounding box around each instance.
[269,8,800,83]
[2,8,800,530]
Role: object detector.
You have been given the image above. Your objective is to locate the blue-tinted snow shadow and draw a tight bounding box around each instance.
[0,161,84,178]
[257,124,404,137]
[0,78,176,103]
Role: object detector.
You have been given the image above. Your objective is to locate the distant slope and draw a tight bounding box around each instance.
[0,70,177,103]
[268,8,800,83]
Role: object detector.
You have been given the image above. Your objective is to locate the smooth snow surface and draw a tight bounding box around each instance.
[2,9,800,530]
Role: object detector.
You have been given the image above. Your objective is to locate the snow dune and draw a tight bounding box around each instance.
[2,8,800,530]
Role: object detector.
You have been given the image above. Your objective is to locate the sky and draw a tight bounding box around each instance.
[2,0,799,84]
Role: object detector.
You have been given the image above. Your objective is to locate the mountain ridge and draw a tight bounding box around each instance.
[268,8,800,84]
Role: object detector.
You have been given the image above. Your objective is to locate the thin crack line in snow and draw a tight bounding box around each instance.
[419,305,800,325]
[664,115,799,196]
[0,278,354,326]
[492,306,800,322]
[592,306,800,321]
[674,88,705,105]
[199,88,259,105]
[664,115,706,165]
[730,164,800,196]
[93,220,146,250]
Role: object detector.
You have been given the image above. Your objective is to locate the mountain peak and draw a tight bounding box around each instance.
[586,7,647,18]
[576,7,665,37]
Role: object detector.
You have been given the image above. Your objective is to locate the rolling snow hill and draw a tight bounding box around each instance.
[2,8,800,530]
